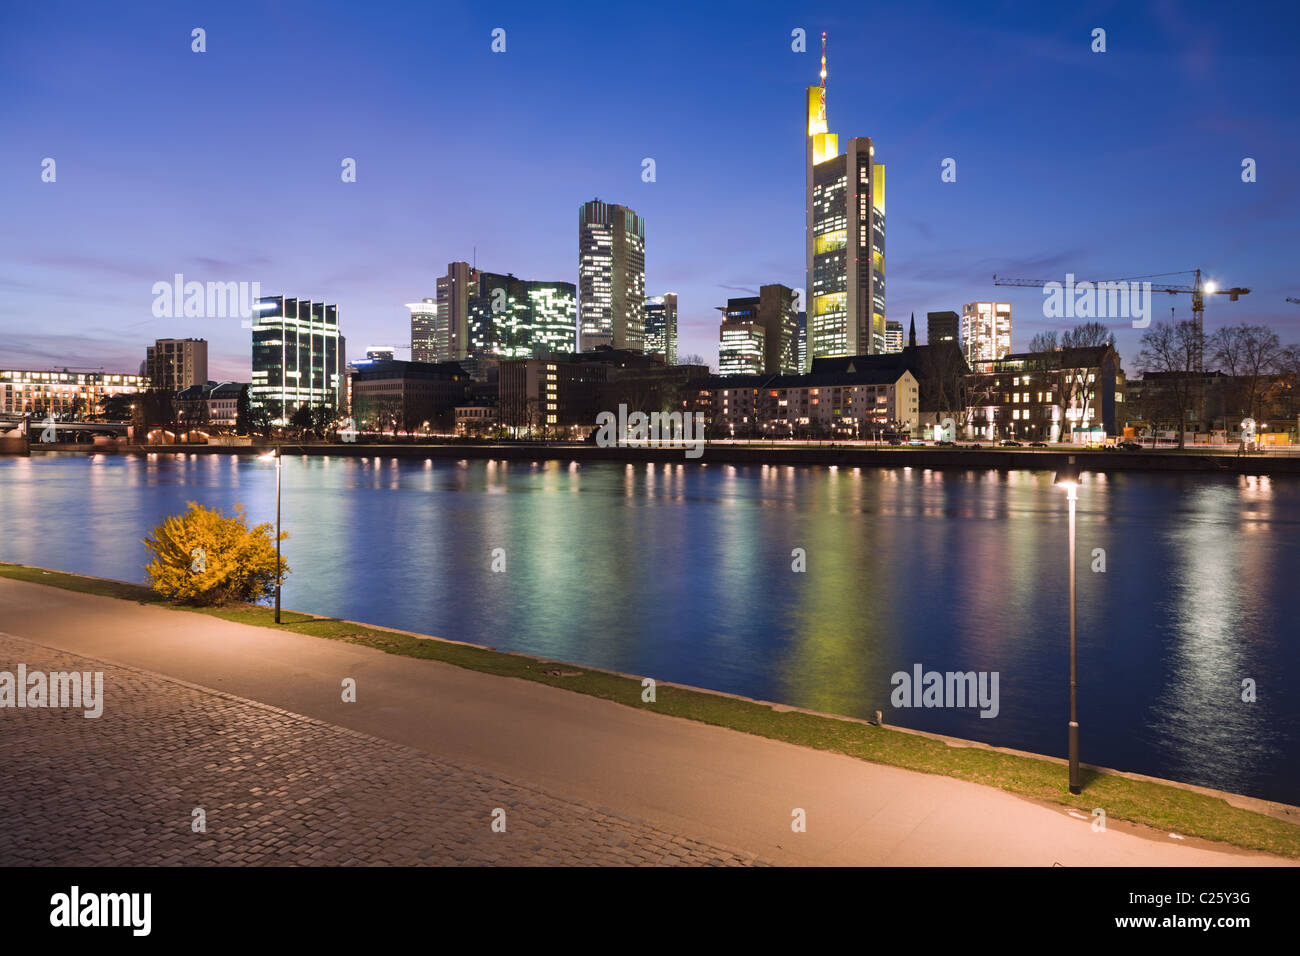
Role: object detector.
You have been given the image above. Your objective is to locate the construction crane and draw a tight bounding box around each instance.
[993,269,1249,371]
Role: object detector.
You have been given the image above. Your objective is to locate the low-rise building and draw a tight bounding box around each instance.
[0,368,147,419]
[498,358,608,437]
[348,359,470,433]
[965,346,1123,441]
[702,364,919,439]
[455,404,499,437]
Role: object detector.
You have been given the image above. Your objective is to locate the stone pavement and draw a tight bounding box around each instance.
[0,635,764,866]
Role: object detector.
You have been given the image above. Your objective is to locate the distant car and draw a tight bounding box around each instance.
[1029,441,1048,447]
[887,438,903,446]
[999,439,1023,447]
[935,440,956,447]
[1117,440,1143,451]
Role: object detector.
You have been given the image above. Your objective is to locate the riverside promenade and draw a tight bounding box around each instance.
[0,576,1293,866]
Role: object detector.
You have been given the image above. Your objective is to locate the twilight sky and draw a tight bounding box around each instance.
[2,0,1297,381]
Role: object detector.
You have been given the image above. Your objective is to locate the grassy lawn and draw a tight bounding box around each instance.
[2,559,1297,860]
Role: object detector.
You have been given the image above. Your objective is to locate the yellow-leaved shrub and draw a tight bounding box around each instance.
[142,501,288,605]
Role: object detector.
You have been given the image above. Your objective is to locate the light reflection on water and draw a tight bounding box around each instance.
[1,454,1297,804]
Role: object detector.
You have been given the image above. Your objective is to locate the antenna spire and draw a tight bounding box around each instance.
[820,32,827,88]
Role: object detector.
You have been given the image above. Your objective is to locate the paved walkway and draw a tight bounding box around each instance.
[0,577,1292,866]
[0,635,761,866]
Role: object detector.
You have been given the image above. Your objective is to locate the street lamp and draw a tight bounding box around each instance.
[1053,456,1082,794]
[258,445,283,623]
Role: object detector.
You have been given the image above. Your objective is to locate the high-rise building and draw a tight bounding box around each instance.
[961,302,1012,367]
[719,285,800,375]
[806,34,886,360]
[251,295,346,423]
[927,310,959,346]
[718,322,766,376]
[884,320,903,354]
[433,263,576,373]
[408,298,438,363]
[436,261,481,362]
[797,310,807,372]
[145,338,208,392]
[466,273,577,370]
[579,199,645,351]
[644,293,678,364]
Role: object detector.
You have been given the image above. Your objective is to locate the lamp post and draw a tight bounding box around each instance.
[1053,456,1082,794]
[258,445,283,623]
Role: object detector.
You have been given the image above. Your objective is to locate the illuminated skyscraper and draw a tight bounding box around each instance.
[579,199,645,351]
[466,273,577,366]
[717,285,799,375]
[250,295,346,422]
[718,322,765,376]
[961,301,1012,367]
[644,293,678,364]
[884,320,903,354]
[805,34,886,359]
[408,298,438,363]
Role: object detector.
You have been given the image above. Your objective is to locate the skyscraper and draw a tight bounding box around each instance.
[884,320,903,354]
[961,302,1012,367]
[466,272,577,369]
[644,293,678,364]
[718,322,765,376]
[408,298,438,363]
[436,261,480,362]
[145,338,208,392]
[717,284,799,375]
[806,34,886,360]
[579,199,645,352]
[927,310,959,346]
[251,295,345,422]
[797,310,807,372]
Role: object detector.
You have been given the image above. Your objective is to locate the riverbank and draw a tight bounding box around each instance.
[2,561,1296,861]
[19,439,1300,476]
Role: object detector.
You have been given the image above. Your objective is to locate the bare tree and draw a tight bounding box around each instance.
[1208,323,1283,425]
[677,352,716,374]
[1137,320,1201,449]
[1062,321,1115,349]
[1273,344,1300,420]
[1028,331,1059,353]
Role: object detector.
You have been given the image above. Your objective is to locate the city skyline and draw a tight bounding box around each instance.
[2,1,1298,382]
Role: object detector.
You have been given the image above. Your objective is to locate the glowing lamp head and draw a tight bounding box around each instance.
[1053,457,1081,490]
[1204,280,1217,294]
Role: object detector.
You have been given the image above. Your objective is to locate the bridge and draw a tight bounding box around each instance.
[0,418,133,440]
